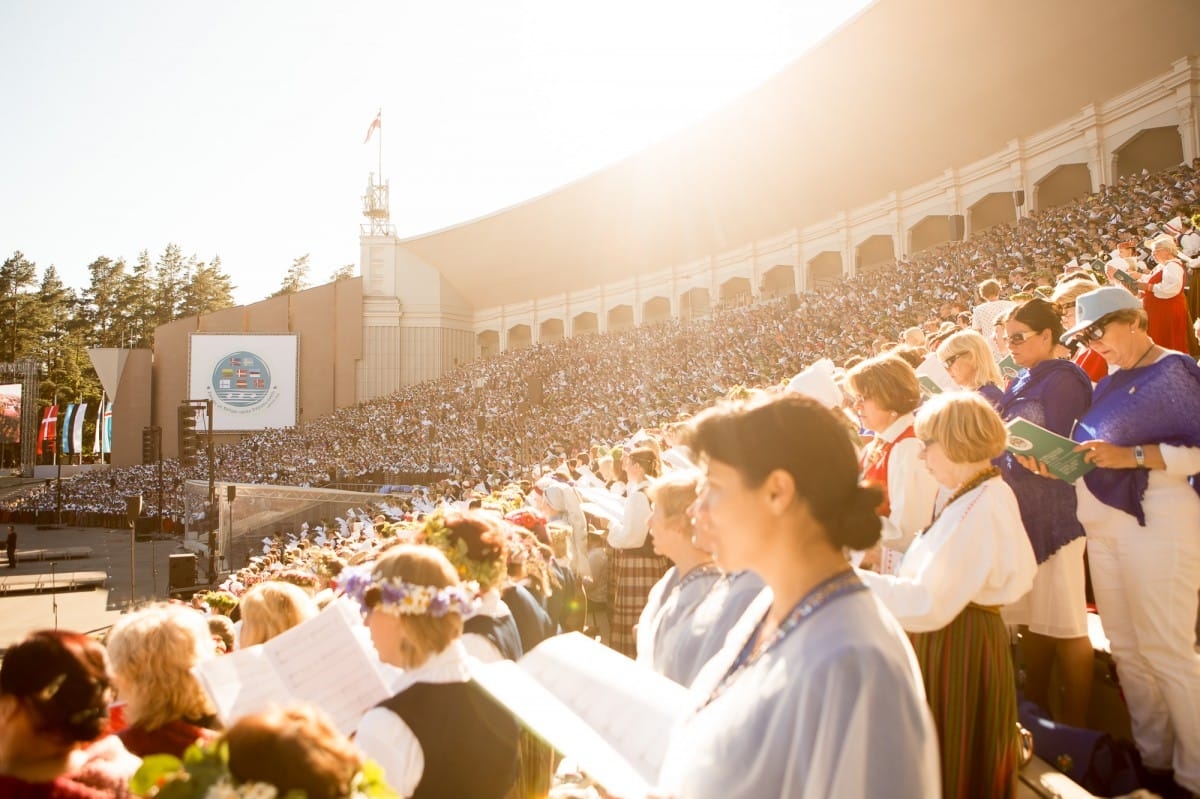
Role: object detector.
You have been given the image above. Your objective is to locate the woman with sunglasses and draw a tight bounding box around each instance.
[996,297,1095,727]
[934,329,1006,408]
[1049,287,1200,795]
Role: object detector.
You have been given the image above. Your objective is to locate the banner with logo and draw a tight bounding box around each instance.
[188,334,299,431]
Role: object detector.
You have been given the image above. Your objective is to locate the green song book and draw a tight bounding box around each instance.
[1004,418,1096,483]
[997,355,1020,380]
[917,375,942,395]
[1110,268,1140,292]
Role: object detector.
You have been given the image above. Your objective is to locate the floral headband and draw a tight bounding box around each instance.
[338,565,478,618]
[130,739,395,799]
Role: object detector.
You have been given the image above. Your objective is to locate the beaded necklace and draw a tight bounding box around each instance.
[918,465,999,537]
[700,569,865,710]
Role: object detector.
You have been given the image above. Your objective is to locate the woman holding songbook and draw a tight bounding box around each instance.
[347,544,519,799]
[1032,286,1200,795]
[656,393,938,798]
[1136,234,1191,353]
[995,297,1094,727]
[858,392,1036,798]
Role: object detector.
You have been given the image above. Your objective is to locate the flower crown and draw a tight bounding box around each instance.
[338,565,478,618]
[420,511,508,591]
[130,739,396,799]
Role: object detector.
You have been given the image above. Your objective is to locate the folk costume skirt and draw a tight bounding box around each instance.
[909,603,1020,799]
[609,548,670,658]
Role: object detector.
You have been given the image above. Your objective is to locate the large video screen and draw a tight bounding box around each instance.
[0,384,19,444]
[188,334,298,431]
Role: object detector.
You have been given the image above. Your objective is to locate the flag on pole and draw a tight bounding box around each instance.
[71,403,87,455]
[37,405,57,456]
[60,404,76,454]
[92,400,102,454]
[101,400,113,455]
[363,110,381,144]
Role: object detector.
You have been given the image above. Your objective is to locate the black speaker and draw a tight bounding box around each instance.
[1014,190,1025,207]
[227,485,236,502]
[949,215,965,241]
[168,553,197,590]
[125,495,143,526]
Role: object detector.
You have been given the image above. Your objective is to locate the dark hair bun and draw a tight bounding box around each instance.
[829,483,884,551]
[0,631,113,744]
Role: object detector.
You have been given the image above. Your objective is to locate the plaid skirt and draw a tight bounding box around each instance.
[609,548,671,658]
[909,604,1020,799]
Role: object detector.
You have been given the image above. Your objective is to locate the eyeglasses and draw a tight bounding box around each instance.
[1003,330,1039,346]
[1078,322,1110,343]
[941,352,965,370]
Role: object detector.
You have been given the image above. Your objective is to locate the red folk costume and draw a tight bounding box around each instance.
[1142,261,1191,353]
[860,426,916,518]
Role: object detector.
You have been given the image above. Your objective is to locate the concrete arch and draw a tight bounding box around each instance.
[719,276,752,307]
[643,296,671,324]
[539,318,564,343]
[679,287,711,320]
[572,311,598,337]
[1115,125,1183,179]
[1035,163,1091,210]
[807,251,843,288]
[761,264,796,298]
[856,234,895,272]
[507,324,532,350]
[478,329,499,358]
[607,305,634,331]
[968,192,1017,235]
[909,215,957,253]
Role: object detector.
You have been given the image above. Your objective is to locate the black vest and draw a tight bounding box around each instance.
[378,681,519,799]
[463,612,524,661]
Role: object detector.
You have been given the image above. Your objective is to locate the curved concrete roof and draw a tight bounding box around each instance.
[399,0,1200,309]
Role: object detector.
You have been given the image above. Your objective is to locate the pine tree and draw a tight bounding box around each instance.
[181,256,236,317]
[0,251,39,361]
[272,254,311,297]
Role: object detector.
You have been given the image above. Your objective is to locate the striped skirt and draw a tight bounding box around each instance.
[909,604,1020,799]
[609,549,671,658]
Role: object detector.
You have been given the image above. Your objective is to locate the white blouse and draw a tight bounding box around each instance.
[858,476,1036,633]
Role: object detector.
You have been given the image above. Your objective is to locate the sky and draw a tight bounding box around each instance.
[0,0,873,307]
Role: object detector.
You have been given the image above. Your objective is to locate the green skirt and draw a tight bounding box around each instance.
[909,604,1020,799]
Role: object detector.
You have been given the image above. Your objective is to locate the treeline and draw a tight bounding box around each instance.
[0,244,236,409]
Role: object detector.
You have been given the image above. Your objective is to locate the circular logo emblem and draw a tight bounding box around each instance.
[1007,435,1033,452]
[211,352,272,409]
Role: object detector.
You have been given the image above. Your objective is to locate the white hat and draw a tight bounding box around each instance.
[785,359,843,410]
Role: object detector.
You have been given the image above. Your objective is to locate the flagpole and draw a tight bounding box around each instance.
[377,107,382,181]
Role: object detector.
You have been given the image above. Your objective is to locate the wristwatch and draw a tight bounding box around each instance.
[1133,445,1146,468]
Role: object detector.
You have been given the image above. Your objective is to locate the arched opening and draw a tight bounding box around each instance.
[607,305,634,332]
[1035,163,1091,210]
[539,318,564,343]
[909,215,962,253]
[1115,126,1183,179]
[679,287,711,320]
[760,264,796,299]
[477,329,499,359]
[642,296,671,325]
[507,324,532,351]
[856,235,895,272]
[572,311,598,337]
[719,276,752,308]
[807,252,843,289]
[968,192,1017,235]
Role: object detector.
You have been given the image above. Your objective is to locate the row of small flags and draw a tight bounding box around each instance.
[36,400,112,456]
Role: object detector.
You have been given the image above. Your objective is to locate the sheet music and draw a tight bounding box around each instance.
[193,600,391,735]
[266,600,392,735]
[473,632,688,795]
[193,643,289,725]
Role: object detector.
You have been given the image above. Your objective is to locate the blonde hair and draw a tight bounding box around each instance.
[914,392,1008,464]
[105,603,216,730]
[844,354,921,415]
[936,330,1003,389]
[238,581,318,648]
[647,470,700,520]
[369,545,463,668]
[1050,276,1099,308]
